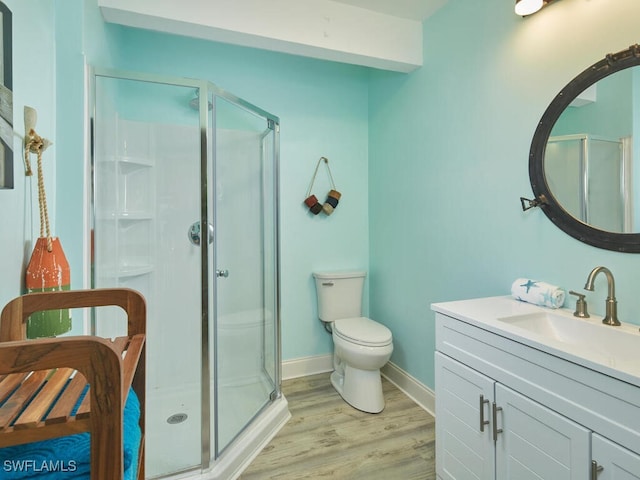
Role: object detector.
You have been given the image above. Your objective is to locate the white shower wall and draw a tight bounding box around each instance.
[95,114,271,386]
[95,116,201,395]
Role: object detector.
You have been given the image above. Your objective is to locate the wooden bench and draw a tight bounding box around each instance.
[0,288,146,479]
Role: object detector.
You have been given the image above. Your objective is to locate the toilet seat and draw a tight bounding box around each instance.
[333,317,392,347]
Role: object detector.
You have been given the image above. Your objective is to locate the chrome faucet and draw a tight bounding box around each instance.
[584,266,620,326]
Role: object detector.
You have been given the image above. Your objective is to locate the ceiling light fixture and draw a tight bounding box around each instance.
[515,0,552,16]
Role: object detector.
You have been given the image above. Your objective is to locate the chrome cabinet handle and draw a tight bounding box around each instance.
[216,269,229,278]
[479,395,490,432]
[591,460,603,480]
[492,402,503,442]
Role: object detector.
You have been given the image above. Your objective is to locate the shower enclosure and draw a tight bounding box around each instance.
[545,134,632,233]
[90,69,287,479]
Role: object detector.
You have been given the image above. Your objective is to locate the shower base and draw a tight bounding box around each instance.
[146,375,289,479]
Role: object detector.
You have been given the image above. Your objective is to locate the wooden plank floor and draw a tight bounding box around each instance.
[240,372,436,480]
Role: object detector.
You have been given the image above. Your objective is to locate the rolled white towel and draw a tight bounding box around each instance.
[511,278,565,309]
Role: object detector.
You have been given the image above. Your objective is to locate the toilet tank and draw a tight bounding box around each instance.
[313,271,366,322]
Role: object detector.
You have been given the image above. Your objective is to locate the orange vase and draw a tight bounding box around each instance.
[25,237,72,338]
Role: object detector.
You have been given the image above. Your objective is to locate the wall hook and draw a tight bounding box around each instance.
[520,195,547,211]
[23,106,52,176]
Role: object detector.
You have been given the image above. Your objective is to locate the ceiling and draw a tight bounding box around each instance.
[331,0,449,21]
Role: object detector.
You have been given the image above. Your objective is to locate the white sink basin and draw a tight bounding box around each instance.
[433,296,640,385]
[497,311,640,370]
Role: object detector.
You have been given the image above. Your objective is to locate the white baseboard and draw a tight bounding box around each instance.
[281,354,333,380]
[381,361,435,416]
[281,355,435,417]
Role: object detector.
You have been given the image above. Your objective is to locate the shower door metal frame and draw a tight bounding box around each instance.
[260,121,282,394]
[209,87,282,459]
[89,67,281,474]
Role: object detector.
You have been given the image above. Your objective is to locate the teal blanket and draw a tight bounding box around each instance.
[0,387,141,479]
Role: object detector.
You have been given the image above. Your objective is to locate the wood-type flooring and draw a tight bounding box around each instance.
[240,372,436,480]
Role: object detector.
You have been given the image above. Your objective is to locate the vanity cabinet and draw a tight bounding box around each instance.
[436,353,589,480]
[433,303,640,480]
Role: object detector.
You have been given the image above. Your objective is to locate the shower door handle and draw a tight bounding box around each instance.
[188,221,214,246]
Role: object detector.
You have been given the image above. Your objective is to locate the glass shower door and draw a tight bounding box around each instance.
[93,74,205,477]
[587,138,625,232]
[94,71,282,475]
[546,135,625,232]
[212,94,279,455]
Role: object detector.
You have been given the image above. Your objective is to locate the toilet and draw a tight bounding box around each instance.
[313,271,393,413]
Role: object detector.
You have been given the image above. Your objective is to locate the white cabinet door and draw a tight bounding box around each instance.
[592,433,640,480]
[495,384,590,480]
[435,352,495,480]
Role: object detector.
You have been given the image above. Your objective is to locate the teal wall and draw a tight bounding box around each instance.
[0,0,56,309]
[53,0,119,334]
[369,0,640,389]
[53,0,89,334]
[0,0,121,332]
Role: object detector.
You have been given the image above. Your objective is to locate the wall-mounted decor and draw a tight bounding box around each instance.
[524,44,640,252]
[0,1,12,189]
[303,156,342,216]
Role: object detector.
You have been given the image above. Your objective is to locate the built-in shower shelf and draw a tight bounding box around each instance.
[118,266,153,278]
[99,265,154,279]
[117,212,153,221]
[98,212,154,221]
[101,155,154,169]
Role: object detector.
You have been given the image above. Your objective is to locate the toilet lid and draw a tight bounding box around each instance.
[333,317,392,347]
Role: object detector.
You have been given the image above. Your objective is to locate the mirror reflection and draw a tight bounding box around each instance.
[545,65,640,233]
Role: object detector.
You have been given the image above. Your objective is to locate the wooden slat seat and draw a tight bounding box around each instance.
[0,370,50,431]
[11,367,76,430]
[44,371,88,425]
[0,373,30,405]
[0,288,146,480]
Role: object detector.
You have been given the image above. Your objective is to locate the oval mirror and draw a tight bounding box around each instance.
[528,44,640,252]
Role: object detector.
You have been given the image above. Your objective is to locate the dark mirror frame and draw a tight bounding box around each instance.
[529,44,640,252]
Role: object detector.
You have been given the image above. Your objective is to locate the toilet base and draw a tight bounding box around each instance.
[330,365,385,414]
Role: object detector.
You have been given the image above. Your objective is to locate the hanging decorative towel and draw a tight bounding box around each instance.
[23,106,72,338]
[304,157,342,216]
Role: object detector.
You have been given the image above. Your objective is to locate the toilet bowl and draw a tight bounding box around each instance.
[331,317,393,413]
[313,272,394,413]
